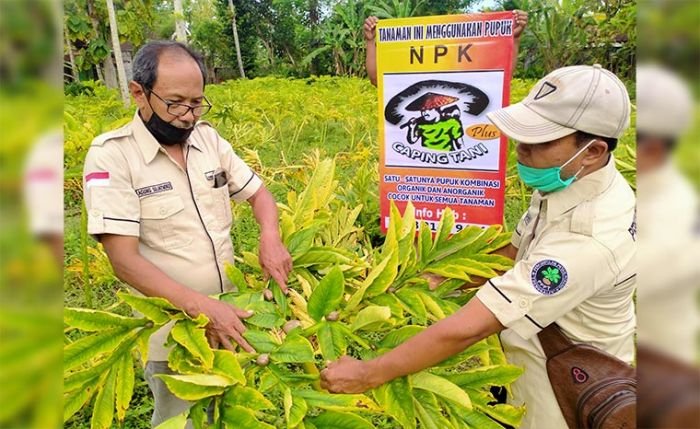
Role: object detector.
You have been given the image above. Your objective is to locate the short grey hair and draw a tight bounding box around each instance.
[132,41,207,90]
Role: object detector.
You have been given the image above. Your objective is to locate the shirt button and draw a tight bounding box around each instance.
[518,297,529,309]
[90,210,100,217]
[159,207,167,215]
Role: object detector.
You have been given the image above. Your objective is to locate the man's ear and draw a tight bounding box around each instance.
[129,81,147,110]
[582,139,609,165]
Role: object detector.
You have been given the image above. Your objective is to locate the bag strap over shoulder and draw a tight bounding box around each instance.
[538,323,576,358]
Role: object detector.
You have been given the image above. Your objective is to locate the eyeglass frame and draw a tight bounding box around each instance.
[144,86,213,117]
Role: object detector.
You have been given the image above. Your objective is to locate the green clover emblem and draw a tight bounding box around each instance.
[542,267,561,284]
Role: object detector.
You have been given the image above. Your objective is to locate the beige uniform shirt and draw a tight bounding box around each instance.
[24,131,64,236]
[83,112,262,360]
[636,162,700,364]
[477,155,636,429]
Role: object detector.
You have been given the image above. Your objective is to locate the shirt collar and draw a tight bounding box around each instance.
[131,110,203,164]
[540,154,618,221]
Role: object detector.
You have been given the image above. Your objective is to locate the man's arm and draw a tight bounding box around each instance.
[101,234,255,352]
[247,186,292,292]
[364,16,378,86]
[320,296,503,393]
[511,10,528,75]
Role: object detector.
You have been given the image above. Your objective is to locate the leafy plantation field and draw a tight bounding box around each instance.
[63,77,636,428]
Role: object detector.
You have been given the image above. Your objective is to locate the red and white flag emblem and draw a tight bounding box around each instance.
[85,171,110,188]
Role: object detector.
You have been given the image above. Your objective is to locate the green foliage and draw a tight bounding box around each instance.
[64,159,526,428]
[507,0,636,84]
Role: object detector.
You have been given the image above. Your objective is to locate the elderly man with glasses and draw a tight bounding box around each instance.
[82,40,292,427]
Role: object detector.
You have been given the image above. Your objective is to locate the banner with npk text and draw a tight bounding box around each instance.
[377,12,514,233]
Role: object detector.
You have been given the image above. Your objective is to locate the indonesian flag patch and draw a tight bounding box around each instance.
[85,171,110,188]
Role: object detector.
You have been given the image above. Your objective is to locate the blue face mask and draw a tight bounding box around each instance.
[516,140,594,193]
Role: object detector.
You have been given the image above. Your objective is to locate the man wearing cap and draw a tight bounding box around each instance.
[82,41,293,426]
[320,64,635,429]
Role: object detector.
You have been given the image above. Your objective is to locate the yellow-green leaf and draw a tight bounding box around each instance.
[90,369,117,429]
[417,292,446,320]
[222,405,275,429]
[64,308,148,331]
[224,385,274,411]
[225,264,248,293]
[271,334,315,363]
[365,248,399,298]
[317,321,347,361]
[413,390,454,429]
[350,305,391,332]
[310,411,374,429]
[395,289,427,325]
[373,378,415,428]
[379,326,425,349]
[118,293,176,325]
[115,353,135,422]
[212,350,245,385]
[170,319,214,369]
[284,387,308,429]
[445,365,524,389]
[307,267,344,322]
[294,390,378,412]
[156,374,233,401]
[63,327,133,371]
[346,249,396,311]
[432,207,455,252]
[242,329,280,353]
[63,380,97,422]
[412,372,472,410]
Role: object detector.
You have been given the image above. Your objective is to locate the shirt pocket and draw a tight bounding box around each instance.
[211,186,232,228]
[140,194,192,250]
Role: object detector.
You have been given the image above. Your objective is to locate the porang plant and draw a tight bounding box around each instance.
[63,158,525,429]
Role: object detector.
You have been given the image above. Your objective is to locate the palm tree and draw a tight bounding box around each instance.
[105,0,130,107]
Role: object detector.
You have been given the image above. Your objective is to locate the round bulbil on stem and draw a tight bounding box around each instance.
[256,353,270,366]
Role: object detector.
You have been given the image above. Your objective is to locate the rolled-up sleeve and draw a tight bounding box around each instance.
[83,145,140,238]
[477,231,617,340]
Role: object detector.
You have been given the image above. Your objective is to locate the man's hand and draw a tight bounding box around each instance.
[363,16,379,42]
[513,10,528,39]
[192,295,255,353]
[259,230,293,293]
[320,356,381,394]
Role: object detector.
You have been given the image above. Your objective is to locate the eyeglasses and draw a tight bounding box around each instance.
[146,88,212,117]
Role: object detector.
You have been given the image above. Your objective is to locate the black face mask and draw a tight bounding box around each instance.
[142,97,194,146]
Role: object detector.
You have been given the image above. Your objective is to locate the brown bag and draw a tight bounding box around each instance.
[537,324,636,429]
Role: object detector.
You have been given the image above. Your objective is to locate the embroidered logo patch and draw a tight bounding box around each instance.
[135,182,173,197]
[531,260,567,295]
[534,82,557,100]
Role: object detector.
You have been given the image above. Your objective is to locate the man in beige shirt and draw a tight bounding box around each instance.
[321,65,636,429]
[82,41,292,426]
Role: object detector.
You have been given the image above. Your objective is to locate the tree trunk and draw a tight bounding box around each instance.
[173,0,187,43]
[103,55,118,88]
[308,0,320,75]
[64,26,79,81]
[105,0,130,107]
[228,0,246,79]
